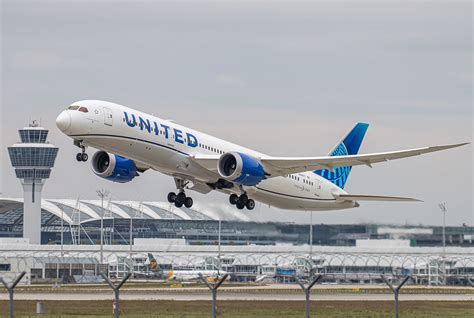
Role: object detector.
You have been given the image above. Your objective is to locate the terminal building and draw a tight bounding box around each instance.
[0,198,472,247]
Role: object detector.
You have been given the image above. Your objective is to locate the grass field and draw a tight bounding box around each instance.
[1,300,473,317]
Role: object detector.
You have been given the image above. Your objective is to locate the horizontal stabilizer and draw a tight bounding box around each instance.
[334,194,422,202]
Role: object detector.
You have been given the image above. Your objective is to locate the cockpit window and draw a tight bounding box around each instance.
[78,107,89,113]
[68,106,80,110]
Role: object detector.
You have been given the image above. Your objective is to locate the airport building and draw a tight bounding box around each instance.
[0,198,472,247]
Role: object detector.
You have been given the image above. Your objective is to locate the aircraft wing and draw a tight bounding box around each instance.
[190,154,220,172]
[260,143,468,177]
[191,143,468,178]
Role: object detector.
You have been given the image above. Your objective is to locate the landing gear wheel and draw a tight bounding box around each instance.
[240,194,248,205]
[174,192,186,208]
[177,192,186,202]
[184,197,193,208]
[236,202,245,210]
[81,153,88,162]
[229,194,239,205]
[246,199,255,210]
[167,192,177,203]
[76,153,83,162]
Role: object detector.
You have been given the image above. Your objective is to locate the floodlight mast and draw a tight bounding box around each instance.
[438,202,448,285]
[438,203,447,252]
[97,189,110,264]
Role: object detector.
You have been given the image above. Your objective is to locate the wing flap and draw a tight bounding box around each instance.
[335,194,422,202]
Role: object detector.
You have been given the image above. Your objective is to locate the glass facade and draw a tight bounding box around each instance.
[182,209,212,220]
[15,169,51,179]
[19,129,49,143]
[8,147,58,167]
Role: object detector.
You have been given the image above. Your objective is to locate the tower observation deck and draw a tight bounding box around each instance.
[7,121,58,244]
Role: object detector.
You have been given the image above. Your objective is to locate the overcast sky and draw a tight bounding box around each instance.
[1,1,472,226]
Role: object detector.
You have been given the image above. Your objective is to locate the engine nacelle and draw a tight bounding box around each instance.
[217,152,265,186]
[91,151,138,183]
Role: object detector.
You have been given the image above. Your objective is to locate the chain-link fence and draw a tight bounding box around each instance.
[1,247,472,286]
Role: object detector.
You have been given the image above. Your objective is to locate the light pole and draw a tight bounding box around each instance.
[60,207,64,256]
[218,219,221,258]
[438,203,447,252]
[97,189,110,264]
[309,211,313,258]
[438,202,448,285]
[129,202,133,264]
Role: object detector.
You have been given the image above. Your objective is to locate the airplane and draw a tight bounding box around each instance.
[55,100,468,211]
[146,253,223,281]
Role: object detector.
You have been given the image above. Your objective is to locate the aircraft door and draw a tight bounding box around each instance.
[104,107,113,126]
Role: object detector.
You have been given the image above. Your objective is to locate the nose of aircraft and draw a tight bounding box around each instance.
[56,111,71,132]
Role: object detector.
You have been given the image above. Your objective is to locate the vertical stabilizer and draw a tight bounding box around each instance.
[314,123,369,189]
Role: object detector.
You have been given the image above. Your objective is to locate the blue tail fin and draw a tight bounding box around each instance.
[314,123,369,189]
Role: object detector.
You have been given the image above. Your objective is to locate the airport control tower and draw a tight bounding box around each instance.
[7,121,58,244]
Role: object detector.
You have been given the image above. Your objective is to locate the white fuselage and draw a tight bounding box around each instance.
[57,100,356,211]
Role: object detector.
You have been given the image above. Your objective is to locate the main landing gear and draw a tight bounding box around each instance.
[75,142,88,162]
[229,193,255,210]
[168,178,193,208]
[167,191,193,208]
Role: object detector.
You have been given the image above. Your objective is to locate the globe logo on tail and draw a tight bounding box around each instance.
[315,143,351,189]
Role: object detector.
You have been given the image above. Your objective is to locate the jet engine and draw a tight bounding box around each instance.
[217,152,265,186]
[91,151,138,183]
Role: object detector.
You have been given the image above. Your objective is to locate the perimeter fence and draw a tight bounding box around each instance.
[0,248,473,286]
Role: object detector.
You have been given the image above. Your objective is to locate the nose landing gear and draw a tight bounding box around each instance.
[75,141,88,162]
[229,193,255,210]
[76,152,88,162]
